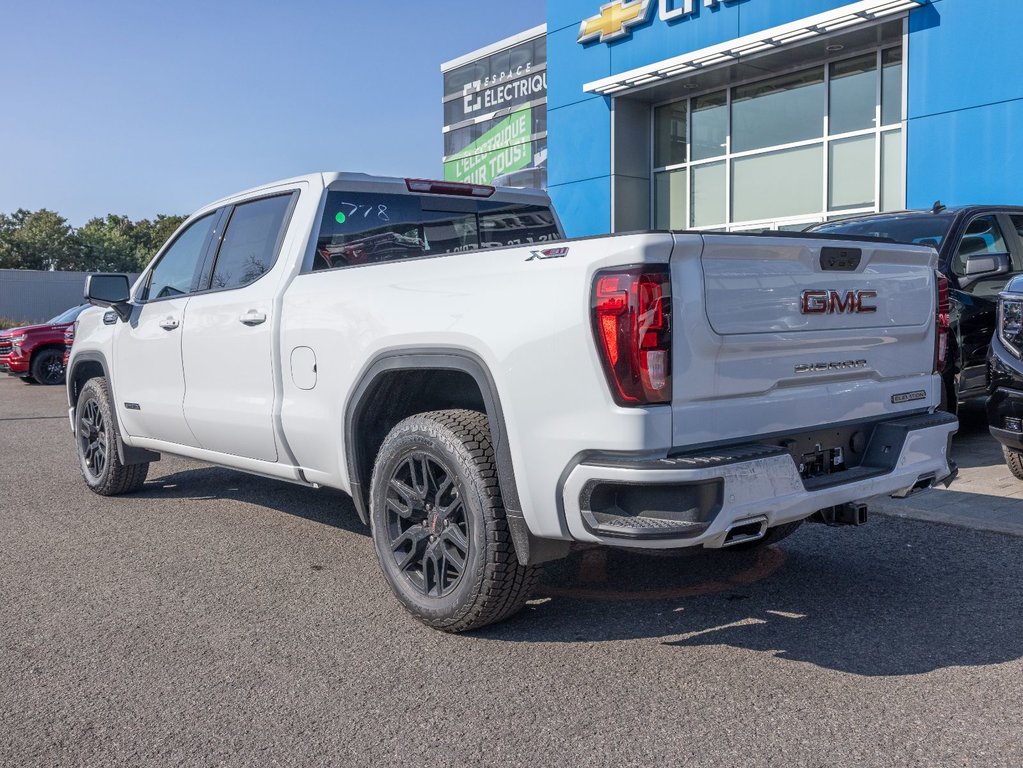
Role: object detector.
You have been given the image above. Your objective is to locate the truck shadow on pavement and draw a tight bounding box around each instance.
[495,517,1023,678]
[139,465,1023,678]
[136,465,368,536]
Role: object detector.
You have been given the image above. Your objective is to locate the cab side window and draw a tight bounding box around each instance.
[143,213,218,301]
[951,215,1008,276]
[209,194,293,290]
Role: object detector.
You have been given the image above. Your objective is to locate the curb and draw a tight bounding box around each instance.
[872,496,1023,538]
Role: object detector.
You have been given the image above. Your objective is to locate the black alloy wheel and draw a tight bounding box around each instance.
[78,398,108,482]
[32,349,65,385]
[75,377,150,496]
[384,452,470,598]
[369,410,540,632]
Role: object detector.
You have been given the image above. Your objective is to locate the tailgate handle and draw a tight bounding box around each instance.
[820,247,862,272]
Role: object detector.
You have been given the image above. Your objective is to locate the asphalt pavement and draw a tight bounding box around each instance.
[2,376,1022,767]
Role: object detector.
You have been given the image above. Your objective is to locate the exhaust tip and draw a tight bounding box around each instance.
[723,516,769,547]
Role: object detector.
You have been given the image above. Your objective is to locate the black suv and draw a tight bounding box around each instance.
[810,206,1023,411]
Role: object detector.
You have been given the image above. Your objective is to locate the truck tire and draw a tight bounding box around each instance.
[75,377,149,496]
[727,520,803,551]
[31,348,65,385]
[369,409,540,633]
[1004,447,1023,481]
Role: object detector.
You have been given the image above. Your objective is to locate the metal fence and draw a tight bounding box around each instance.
[0,270,139,324]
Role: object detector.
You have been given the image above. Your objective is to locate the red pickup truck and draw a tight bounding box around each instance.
[0,305,88,385]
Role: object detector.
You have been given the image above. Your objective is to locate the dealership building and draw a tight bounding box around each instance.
[446,0,1022,237]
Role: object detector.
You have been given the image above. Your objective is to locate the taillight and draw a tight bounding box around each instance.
[935,273,950,374]
[592,266,672,406]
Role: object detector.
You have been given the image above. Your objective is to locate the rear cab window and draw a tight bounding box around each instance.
[310,191,561,271]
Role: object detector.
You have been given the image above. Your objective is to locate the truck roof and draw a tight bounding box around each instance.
[201,172,552,215]
[826,205,1023,223]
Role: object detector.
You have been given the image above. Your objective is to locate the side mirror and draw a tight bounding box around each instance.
[964,253,1010,277]
[84,274,132,321]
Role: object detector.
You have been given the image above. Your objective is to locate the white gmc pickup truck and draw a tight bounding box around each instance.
[68,172,957,632]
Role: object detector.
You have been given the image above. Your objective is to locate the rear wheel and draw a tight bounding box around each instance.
[369,409,540,633]
[726,520,803,551]
[1004,447,1023,481]
[76,377,149,495]
[31,348,65,385]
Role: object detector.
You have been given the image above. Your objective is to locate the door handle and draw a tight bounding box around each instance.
[240,310,267,326]
[159,317,180,331]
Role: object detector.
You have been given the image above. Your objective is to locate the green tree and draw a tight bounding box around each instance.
[78,215,141,272]
[131,214,186,270]
[0,208,185,272]
[1,209,82,270]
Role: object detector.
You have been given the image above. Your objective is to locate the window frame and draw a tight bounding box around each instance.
[136,209,227,305]
[304,192,563,274]
[192,190,300,297]
[948,212,1013,278]
[649,39,906,233]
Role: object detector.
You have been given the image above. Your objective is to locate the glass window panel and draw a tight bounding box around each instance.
[654,169,687,229]
[882,48,903,127]
[212,195,292,291]
[732,145,824,223]
[654,101,687,168]
[145,213,216,300]
[829,135,876,211]
[829,54,877,135]
[881,130,904,212]
[732,69,824,153]
[691,161,726,228]
[692,91,728,161]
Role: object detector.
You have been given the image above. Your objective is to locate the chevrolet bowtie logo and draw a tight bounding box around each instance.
[578,0,652,44]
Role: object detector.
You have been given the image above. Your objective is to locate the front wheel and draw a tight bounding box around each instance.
[76,377,149,495]
[31,348,65,385]
[369,409,540,633]
[1004,447,1023,481]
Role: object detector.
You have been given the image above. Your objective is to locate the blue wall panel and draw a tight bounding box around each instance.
[548,176,613,238]
[909,0,1023,119]
[906,0,1023,207]
[547,97,613,187]
[907,99,1023,208]
[547,22,611,110]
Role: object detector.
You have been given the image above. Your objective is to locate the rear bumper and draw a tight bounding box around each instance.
[561,411,958,549]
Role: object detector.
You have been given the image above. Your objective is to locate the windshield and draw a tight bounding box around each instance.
[46,305,88,325]
[811,214,956,248]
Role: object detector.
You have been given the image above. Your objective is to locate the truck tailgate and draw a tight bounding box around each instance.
[670,233,939,449]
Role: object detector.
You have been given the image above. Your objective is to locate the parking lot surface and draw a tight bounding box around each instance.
[2,377,1022,767]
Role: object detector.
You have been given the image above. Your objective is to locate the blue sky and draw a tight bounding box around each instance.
[0,0,546,225]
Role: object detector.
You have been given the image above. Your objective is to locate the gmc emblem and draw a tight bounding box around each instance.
[801,290,878,315]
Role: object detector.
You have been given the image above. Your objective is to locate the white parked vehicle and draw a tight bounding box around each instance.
[68,172,957,631]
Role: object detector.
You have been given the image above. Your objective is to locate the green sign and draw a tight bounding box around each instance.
[444,108,534,186]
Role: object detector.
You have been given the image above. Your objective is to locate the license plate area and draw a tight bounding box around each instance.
[798,444,846,481]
